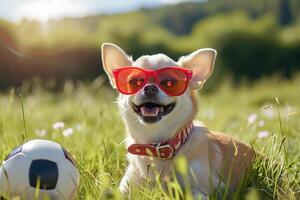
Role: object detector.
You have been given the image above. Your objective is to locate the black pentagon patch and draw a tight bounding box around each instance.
[29,159,58,190]
[4,145,23,161]
[63,148,76,166]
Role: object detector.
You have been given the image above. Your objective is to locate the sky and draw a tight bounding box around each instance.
[0,0,201,23]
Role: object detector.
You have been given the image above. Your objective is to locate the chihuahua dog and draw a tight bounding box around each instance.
[101,43,255,198]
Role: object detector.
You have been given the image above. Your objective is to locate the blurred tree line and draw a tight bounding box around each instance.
[0,0,300,90]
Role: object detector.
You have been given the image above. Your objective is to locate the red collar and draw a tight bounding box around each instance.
[128,122,193,160]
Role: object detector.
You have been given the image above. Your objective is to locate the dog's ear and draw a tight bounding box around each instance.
[178,48,217,90]
[101,43,133,88]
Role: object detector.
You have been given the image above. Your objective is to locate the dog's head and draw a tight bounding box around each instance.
[101,43,216,143]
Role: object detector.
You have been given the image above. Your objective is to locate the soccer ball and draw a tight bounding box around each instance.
[0,139,80,200]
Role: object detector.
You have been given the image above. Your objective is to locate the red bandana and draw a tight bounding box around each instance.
[127,122,193,160]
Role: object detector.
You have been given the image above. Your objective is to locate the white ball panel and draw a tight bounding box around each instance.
[0,165,9,195]
[56,159,80,200]
[22,139,65,162]
[24,187,64,200]
[2,153,31,195]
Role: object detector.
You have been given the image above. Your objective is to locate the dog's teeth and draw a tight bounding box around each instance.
[141,106,160,117]
[154,108,160,116]
[160,107,164,112]
[141,108,146,116]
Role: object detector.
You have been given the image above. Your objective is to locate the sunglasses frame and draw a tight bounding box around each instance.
[112,66,193,96]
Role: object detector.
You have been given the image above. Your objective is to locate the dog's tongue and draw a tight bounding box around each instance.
[141,106,160,117]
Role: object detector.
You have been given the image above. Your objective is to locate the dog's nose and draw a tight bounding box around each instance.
[143,84,159,97]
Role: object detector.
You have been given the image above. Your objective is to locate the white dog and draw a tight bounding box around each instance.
[101,43,255,198]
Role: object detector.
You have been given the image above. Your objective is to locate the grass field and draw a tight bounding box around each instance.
[0,76,299,200]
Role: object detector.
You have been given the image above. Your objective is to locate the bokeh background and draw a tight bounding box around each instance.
[1,0,300,90]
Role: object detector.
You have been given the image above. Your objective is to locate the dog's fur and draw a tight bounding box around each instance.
[101,43,255,198]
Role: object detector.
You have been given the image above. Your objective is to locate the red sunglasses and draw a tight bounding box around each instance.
[112,66,193,96]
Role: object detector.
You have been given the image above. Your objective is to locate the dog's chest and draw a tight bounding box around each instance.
[129,151,206,182]
[129,152,211,190]
[130,155,173,180]
[127,124,211,180]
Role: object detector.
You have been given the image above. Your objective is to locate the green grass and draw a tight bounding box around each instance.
[0,76,299,199]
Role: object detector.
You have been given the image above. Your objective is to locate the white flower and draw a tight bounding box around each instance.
[52,122,65,130]
[248,113,258,125]
[261,109,275,119]
[258,120,265,127]
[35,129,47,137]
[258,131,269,138]
[63,128,74,137]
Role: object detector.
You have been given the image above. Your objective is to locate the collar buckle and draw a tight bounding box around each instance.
[156,143,174,160]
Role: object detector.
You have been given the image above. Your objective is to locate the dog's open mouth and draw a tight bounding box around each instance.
[132,102,176,123]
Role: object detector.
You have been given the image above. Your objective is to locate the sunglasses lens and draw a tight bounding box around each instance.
[116,68,146,94]
[158,68,188,96]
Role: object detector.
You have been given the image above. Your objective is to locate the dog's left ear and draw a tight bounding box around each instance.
[178,48,217,89]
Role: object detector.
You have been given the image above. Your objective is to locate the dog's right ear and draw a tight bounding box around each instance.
[101,43,133,88]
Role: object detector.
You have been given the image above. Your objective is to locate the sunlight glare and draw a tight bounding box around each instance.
[17,0,88,23]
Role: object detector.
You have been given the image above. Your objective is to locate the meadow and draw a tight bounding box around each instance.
[0,75,299,200]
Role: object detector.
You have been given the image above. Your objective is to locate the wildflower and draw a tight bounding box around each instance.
[257,131,269,138]
[52,122,65,130]
[63,128,74,137]
[248,113,257,125]
[261,109,275,119]
[258,120,265,127]
[35,129,47,137]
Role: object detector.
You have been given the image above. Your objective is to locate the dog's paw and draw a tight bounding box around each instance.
[119,175,130,194]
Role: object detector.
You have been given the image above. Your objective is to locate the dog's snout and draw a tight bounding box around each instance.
[143,84,159,97]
